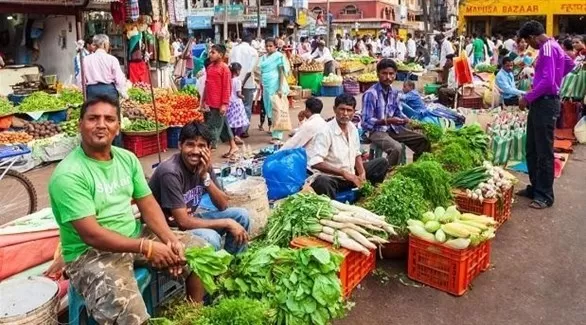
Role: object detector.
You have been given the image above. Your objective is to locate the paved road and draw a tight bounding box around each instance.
[7,95,586,325]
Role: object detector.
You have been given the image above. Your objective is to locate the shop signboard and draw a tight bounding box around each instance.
[187,16,212,29]
[247,5,277,17]
[242,14,268,28]
[214,4,244,19]
[0,0,84,4]
[315,26,327,35]
[297,10,308,27]
[309,22,316,36]
[398,28,408,40]
[461,0,544,16]
[555,3,586,14]
[189,7,215,17]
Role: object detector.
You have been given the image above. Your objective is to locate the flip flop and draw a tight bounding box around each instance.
[222,150,240,159]
[234,136,244,145]
[529,200,549,209]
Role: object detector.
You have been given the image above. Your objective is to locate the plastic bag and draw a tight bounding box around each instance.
[271,94,292,131]
[575,117,586,144]
[262,148,307,200]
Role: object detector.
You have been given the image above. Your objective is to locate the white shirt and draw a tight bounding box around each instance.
[447,67,457,89]
[407,39,417,58]
[281,114,327,151]
[503,39,516,53]
[311,47,333,63]
[229,42,259,89]
[172,41,182,57]
[382,45,394,58]
[308,119,361,174]
[439,40,455,68]
[343,39,353,52]
[396,41,407,61]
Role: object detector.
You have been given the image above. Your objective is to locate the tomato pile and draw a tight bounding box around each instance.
[139,91,203,126]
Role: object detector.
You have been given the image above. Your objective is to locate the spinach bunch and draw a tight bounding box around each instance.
[219,246,345,325]
[196,298,275,325]
[363,175,429,237]
[185,246,233,294]
[262,193,333,247]
[395,160,453,207]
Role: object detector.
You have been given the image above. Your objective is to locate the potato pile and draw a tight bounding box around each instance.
[0,131,33,144]
[299,61,324,72]
[121,100,145,119]
[24,120,62,139]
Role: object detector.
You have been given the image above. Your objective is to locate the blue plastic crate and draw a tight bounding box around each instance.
[167,126,182,149]
[320,85,344,97]
[44,109,68,123]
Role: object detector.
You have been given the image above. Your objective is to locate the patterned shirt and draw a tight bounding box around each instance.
[361,83,407,133]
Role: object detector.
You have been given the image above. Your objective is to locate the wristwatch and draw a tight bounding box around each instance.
[203,172,212,187]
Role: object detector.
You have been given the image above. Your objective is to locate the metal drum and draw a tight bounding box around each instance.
[0,276,59,324]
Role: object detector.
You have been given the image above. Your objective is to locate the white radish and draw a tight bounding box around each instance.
[322,226,349,238]
[329,200,385,221]
[367,235,390,244]
[342,228,377,250]
[332,214,376,227]
[343,223,370,235]
[317,233,370,256]
[320,219,348,229]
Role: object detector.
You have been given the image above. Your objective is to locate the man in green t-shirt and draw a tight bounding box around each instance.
[471,33,486,67]
[48,96,206,325]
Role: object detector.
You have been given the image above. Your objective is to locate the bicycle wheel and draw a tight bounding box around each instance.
[0,169,38,226]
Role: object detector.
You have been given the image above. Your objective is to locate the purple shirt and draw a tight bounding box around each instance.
[524,39,575,103]
[361,83,406,133]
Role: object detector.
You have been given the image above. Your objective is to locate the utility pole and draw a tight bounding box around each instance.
[325,0,330,46]
[223,0,228,41]
[256,0,261,38]
[421,0,431,52]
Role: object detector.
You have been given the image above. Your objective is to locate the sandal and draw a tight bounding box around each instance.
[529,200,550,209]
[516,188,534,199]
[221,150,239,159]
[258,124,265,131]
[234,136,244,145]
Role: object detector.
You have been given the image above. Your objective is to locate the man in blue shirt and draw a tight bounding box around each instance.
[361,59,431,168]
[401,80,427,118]
[495,57,525,106]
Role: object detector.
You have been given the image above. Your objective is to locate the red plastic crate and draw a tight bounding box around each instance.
[407,235,491,296]
[290,236,375,298]
[458,95,483,109]
[453,186,514,228]
[123,131,168,158]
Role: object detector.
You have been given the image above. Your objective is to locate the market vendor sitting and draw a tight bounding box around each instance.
[149,122,250,255]
[495,57,526,106]
[362,59,431,168]
[281,97,327,151]
[47,96,208,325]
[308,93,389,199]
[310,41,336,75]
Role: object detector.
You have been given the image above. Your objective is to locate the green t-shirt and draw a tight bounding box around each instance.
[473,38,485,56]
[49,146,152,262]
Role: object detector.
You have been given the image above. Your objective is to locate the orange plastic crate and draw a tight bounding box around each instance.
[453,186,514,228]
[407,235,491,296]
[290,236,375,298]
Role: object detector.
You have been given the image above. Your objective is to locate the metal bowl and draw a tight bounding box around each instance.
[21,74,40,82]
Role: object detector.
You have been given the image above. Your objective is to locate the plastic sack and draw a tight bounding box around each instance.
[262,148,307,200]
[271,94,292,131]
[575,117,586,144]
[509,128,526,161]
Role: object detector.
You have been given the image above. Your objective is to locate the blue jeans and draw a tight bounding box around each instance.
[190,208,250,254]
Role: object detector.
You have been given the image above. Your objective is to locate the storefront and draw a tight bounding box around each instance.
[459,0,586,36]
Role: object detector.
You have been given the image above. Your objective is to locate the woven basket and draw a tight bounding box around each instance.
[224,177,270,238]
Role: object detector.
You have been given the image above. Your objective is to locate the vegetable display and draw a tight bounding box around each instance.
[184,246,234,294]
[322,73,343,84]
[121,100,146,120]
[298,61,324,72]
[339,61,364,74]
[409,121,443,143]
[396,62,424,72]
[407,205,496,249]
[219,246,345,325]
[17,92,65,112]
[128,87,153,104]
[357,72,377,83]
[139,93,203,126]
[122,119,166,132]
[59,120,78,137]
[462,161,516,202]
[363,175,430,237]
[0,98,15,116]
[261,193,396,254]
[23,121,62,139]
[396,160,453,208]
[475,64,497,73]
[179,84,199,98]
[427,124,490,173]
[0,131,33,144]
[59,88,84,107]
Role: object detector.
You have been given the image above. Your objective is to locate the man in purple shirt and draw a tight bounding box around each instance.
[361,59,430,168]
[517,21,575,209]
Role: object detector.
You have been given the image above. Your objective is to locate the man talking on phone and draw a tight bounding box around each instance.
[149,122,250,255]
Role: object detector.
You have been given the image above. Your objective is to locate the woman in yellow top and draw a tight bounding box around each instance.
[512,38,537,91]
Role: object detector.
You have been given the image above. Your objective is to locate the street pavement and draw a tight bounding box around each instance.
[9,95,586,324]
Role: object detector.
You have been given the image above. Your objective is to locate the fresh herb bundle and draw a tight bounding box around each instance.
[396,160,453,207]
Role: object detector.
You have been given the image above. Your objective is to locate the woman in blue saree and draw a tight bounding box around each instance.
[258,38,290,143]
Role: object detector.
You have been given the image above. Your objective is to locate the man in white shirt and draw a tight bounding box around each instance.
[406,33,417,62]
[343,34,353,52]
[436,34,455,68]
[311,41,336,75]
[396,37,407,62]
[281,97,327,151]
[229,34,259,138]
[503,35,517,53]
[308,94,388,198]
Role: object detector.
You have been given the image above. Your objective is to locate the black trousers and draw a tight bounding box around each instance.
[503,96,519,106]
[525,96,560,205]
[311,157,389,199]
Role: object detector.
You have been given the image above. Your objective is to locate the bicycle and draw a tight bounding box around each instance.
[0,144,38,226]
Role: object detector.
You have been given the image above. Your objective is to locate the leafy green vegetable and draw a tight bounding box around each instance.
[17,91,65,112]
[196,298,274,325]
[128,87,153,104]
[185,246,233,294]
[363,175,430,237]
[180,84,199,98]
[0,98,15,116]
[427,124,490,173]
[219,246,345,325]
[123,119,165,131]
[260,193,334,247]
[418,122,444,143]
[358,181,375,198]
[396,160,453,207]
[59,88,84,107]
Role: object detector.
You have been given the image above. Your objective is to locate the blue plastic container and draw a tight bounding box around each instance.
[44,109,68,123]
[167,126,182,149]
[334,189,359,204]
[7,93,28,106]
[320,85,344,97]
